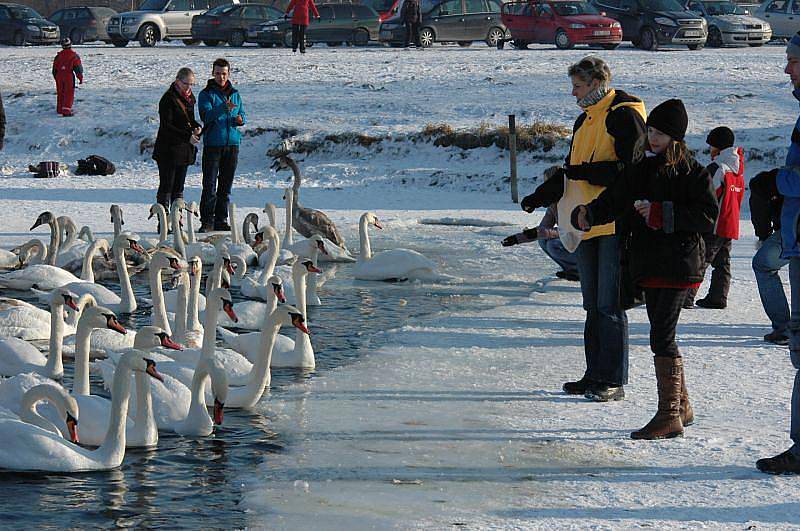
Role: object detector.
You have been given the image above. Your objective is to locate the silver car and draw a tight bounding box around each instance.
[686,0,771,46]
[106,0,214,47]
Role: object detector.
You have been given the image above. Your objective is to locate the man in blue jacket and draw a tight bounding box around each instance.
[757,32,800,475]
[198,57,246,232]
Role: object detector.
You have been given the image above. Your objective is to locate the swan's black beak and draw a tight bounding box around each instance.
[30,219,44,230]
[213,398,225,425]
[66,412,79,444]
[144,359,164,382]
[147,210,154,220]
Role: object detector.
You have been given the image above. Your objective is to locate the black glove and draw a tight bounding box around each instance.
[501,227,538,247]
[520,193,538,213]
[565,164,587,181]
[570,205,592,231]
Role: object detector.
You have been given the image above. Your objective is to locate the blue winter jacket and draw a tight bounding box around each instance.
[197,80,246,148]
[777,89,800,258]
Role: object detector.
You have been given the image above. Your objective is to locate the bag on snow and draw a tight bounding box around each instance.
[28,161,61,178]
[76,155,116,176]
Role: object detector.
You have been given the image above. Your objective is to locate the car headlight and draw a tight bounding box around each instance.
[262,25,279,31]
[122,16,135,24]
[700,18,707,28]
[611,21,621,27]
[763,22,771,31]
[654,17,677,27]
[570,23,586,29]
[26,24,41,32]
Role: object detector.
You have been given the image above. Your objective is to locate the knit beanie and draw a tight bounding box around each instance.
[646,98,688,141]
[788,31,800,59]
[706,126,735,150]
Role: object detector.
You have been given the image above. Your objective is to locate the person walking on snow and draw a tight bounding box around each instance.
[285,0,320,53]
[572,99,718,440]
[198,58,247,233]
[401,0,422,47]
[684,126,744,309]
[0,91,5,151]
[756,32,800,474]
[52,38,83,117]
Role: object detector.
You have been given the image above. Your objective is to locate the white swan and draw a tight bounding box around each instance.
[353,212,440,281]
[29,211,61,266]
[148,250,184,336]
[0,288,79,378]
[0,294,65,340]
[0,383,79,442]
[0,240,43,270]
[168,257,204,348]
[141,203,170,252]
[0,351,161,472]
[182,201,218,264]
[241,226,282,301]
[224,203,257,266]
[56,216,91,268]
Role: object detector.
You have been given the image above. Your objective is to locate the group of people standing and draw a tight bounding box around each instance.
[521,39,800,474]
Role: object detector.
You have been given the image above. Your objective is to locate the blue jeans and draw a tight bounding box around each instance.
[787,256,800,455]
[753,232,790,334]
[200,145,239,227]
[539,237,578,274]
[575,234,629,386]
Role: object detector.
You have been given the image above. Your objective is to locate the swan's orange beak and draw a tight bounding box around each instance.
[306,263,322,274]
[223,300,238,323]
[129,240,145,254]
[159,334,183,351]
[213,398,224,425]
[145,359,164,382]
[66,413,79,444]
[273,284,287,303]
[64,295,79,312]
[291,313,310,335]
[169,258,181,270]
[373,220,383,230]
[106,316,127,335]
[225,259,235,275]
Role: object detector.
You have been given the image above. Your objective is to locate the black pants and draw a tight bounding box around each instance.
[644,287,687,358]
[404,21,420,46]
[686,233,732,305]
[156,159,188,212]
[292,24,307,52]
[200,145,239,228]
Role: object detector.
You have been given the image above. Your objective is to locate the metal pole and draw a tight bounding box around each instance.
[509,114,518,204]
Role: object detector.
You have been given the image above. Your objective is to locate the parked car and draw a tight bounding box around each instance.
[248,3,380,47]
[49,6,117,44]
[753,0,796,39]
[684,0,770,46]
[379,0,508,47]
[0,3,60,45]
[192,2,282,45]
[106,0,217,47]
[499,0,622,49]
[592,0,707,49]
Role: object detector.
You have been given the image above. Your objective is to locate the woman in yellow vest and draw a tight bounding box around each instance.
[521,56,646,402]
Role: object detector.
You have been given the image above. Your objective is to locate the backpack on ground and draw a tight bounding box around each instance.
[28,161,61,178]
[76,155,116,176]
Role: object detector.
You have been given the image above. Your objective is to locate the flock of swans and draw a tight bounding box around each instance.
[0,156,447,473]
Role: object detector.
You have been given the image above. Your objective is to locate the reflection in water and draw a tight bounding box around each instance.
[0,252,483,528]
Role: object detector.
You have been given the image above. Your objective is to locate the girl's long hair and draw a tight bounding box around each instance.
[633,138,691,168]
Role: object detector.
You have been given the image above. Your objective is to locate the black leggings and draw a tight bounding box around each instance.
[292,24,307,52]
[644,287,687,358]
[156,159,188,212]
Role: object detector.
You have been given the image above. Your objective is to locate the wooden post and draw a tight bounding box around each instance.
[509,114,518,204]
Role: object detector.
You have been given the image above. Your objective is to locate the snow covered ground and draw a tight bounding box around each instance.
[2,42,800,528]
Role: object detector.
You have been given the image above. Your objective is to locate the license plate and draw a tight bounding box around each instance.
[593,30,610,36]
[684,30,702,37]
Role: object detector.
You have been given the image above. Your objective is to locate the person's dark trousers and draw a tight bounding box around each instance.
[753,232,790,335]
[644,287,687,358]
[292,24,307,52]
[403,21,420,46]
[201,145,239,228]
[575,234,629,386]
[685,233,732,305]
[156,159,188,213]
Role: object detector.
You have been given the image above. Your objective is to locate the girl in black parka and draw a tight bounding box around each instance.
[572,99,719,440]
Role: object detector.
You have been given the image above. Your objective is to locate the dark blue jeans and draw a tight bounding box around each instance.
[787,256,800,455]
[539,237,578,274]
[200,145,238,227]
[753,232,790,334]
[575,234,629,386]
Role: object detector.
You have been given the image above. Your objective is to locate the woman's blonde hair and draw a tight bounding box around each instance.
[567,56,612,87]
[635,138,691,168]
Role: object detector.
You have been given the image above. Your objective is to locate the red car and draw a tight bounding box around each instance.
[500,0,622,49]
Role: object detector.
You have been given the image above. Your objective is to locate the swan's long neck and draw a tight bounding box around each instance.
[61,218,76,250]
[257,232,280,282]
[72,320,95,396]
[46,218,61,266]
[187,267,202,332]
[232,318,281,408]
[288,159,301,200]
[284,192,294,247]
[229,204,240,245]
[20,392,64,437]
[202,295,223,357]
[293,269,314,363]
[78,226,95,243]
[156,205,169,246]
[265,204,277,230]
[97,363,133,466]
[171,208,186,259]
[173,276,189,345]
[45,300,65,378]
[150,266,171,336]
[132,370,157,445]
[206,261,222,295]
[359,216,372,261]
[115,244,136,313]
[242,214,256,246]
[186,211,196,244]
[112,210,123,240]
[188,366,211,420]
[80,241,99,282]
[306,246,320,301]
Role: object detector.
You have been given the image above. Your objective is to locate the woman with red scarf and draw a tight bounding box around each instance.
[153,67,202,214]
[285,0,320,53]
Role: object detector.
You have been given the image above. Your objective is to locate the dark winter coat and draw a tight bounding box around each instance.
[153,83,201,167]
[198,80,246,148]
[401,0,421,23]
[749,168,782,242]
[776,88,800,258]
[582,153,719,285]
[286,0,319,26]
[0,92,5,151]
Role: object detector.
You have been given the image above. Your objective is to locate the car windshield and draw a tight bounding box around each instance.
[552,2,600,15]
[640,0,684,10]
[9,5,44,19]
[701,1,743,14]
[363,0,396,12]
[205,3,238,14]
[139,0,170,11]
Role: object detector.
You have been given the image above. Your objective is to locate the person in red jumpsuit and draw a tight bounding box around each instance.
[52,38,83,117]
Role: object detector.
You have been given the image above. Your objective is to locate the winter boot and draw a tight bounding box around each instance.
[680,365,694,427]
[562,375,595,395]
[631,356,684,440]
[756,449,800,475]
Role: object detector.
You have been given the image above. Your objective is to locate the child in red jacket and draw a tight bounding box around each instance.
[685,126,744,309]
[52,38,83,116]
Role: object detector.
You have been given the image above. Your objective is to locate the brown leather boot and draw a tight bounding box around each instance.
[680,366,694,427]
[631,356,684,440]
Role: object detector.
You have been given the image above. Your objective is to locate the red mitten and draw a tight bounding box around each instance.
[647,201,663,230]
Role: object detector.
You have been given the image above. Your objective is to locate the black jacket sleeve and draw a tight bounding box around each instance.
[159,94,192,142]
[0,92,5,150]
[583,165,644,227]
[521,173,565,211]
[749,168,780,241]
[662,163,718,235]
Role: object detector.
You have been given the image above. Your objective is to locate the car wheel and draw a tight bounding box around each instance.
[138,23,159,47]
[182,39,200,45]
[555,29,572,49]
[111,38,129,47]
[283,29,293,47]
[600,43,619,50]
[352,28,369,46]
[707,26,722,47]
[70,29,84,45]
[229,30,245,47]
[418,27,434,47]
[687,43,703,50]
[204,39,221,46]
[639,26,657,50]
[457,40,472,47]
[749,42,764,47]
[513,39,528,49]
[486,27,504,47]
[13,31,25,46]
